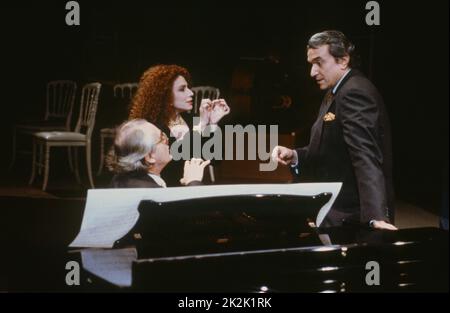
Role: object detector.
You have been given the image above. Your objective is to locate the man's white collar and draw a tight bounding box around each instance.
[332,68,352,94]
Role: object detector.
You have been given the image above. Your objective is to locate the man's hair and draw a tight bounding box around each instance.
[307,30,360,68]
[106,119,157,173]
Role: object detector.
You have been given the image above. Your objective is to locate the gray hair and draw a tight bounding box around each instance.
[106,119,156,173]
[307,30,360,68]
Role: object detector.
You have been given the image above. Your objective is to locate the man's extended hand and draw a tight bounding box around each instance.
[271,145,296,166]
[371,220,398,230]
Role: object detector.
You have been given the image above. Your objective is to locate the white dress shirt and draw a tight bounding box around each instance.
[147,173,167,188]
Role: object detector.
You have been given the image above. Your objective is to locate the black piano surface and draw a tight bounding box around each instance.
[4,195,449,292]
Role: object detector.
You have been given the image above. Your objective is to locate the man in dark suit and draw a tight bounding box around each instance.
[107,119,209,188]
[272,30,396,230]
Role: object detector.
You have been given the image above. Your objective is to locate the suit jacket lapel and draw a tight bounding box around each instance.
[323,91,335,114]
[309,90,334,153]
[308,70,357,155]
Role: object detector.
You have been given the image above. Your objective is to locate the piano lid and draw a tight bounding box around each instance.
[117,193,331,256]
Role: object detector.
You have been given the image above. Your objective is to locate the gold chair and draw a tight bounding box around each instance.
[10,80,77,169]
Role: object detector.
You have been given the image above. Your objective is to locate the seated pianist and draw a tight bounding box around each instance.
[106,118,210,188]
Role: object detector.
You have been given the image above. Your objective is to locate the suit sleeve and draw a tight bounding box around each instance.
[338,88,388,222]
[290,146,309,178]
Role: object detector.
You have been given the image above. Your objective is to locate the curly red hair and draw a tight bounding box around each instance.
[129,64,191,127]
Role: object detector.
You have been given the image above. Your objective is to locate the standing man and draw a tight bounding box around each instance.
[272,30,396,230]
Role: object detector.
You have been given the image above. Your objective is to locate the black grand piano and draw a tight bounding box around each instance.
[4,193,449,292]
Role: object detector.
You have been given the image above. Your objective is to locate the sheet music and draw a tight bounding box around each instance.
[81,248,137,287]
[69,189,150,248]
[69,183,341,248]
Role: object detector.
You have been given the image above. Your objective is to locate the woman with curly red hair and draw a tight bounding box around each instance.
[128,64,230,186]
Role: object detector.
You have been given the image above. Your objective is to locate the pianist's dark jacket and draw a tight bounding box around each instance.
[110,170,203,188]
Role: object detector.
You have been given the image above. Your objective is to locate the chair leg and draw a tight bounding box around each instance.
[74,147,81,184]
[42,143,50,191]
[97,134,105,176]
[38,143,43,175]
[68,147,74,172]
[9,125,17,170]
[86,143,95,189]
[29,139,37,185]
[208,165,215,183]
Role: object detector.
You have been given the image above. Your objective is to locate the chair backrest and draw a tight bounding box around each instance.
[74,83,102,139]
[113,83,138,99]
[191,86,220,114]
[45,80,77,130]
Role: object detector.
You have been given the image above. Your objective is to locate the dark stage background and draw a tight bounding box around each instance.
[1,0,448,215]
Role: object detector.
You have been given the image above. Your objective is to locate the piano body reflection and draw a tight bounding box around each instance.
[5,193,448,292]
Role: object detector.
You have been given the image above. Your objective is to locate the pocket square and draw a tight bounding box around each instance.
[323,112,336,122]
